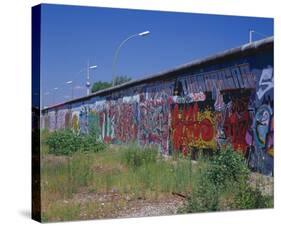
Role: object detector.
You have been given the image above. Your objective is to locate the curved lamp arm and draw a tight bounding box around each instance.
[112,31,150,86]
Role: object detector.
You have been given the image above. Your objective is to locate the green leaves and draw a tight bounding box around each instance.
[46,129,106,155]
[178,147,272,213]
[91,76,132,93]
[233,181,273,209]
[206,147,250,188]
[91,81,111,93]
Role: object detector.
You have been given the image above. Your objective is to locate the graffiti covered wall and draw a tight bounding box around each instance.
[42,39,274,175]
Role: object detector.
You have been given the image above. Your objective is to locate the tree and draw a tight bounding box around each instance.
[113,75,131,86]
[91,76,132,93]
[91,81,111,93]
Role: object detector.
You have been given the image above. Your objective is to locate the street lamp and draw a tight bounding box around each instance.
[112,30,150,86]
[249,29,268,43]
[86,63,98,95]
[66,80,74,99]
[249,29,254,43]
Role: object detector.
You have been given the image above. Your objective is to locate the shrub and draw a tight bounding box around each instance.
[46,130,80,155]
[46,129,106,155]
[79,134,106,153]
[177,173,220,213]
[206,147,250,188]
[178,147,271,213]
[233,182,273,209]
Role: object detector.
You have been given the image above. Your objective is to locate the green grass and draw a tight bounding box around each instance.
[41,144,202,221]
[41,141,273,221]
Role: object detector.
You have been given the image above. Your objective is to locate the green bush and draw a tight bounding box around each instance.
[206,147,250,188]
[46,129,105,155]
[46,130,79,155]
[177,173,220,213]
[233,182,273,209]
[79,134,106,153]
[178,147,272,213]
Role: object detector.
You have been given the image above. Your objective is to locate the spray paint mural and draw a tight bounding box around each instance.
[171,98,216,151]
[42,38,273,175]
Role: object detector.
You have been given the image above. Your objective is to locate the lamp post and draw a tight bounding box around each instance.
[249,29,268,43]
[66,80,74,99]
[86,63,98,95]
[249,29,254,43]
[112,30,150,86]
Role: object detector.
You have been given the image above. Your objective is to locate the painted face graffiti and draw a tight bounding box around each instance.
[266,116,274,156]
[253,105,272,148]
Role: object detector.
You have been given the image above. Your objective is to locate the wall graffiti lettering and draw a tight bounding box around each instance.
[64,111,71,129]
[179,63,255,94]
[256,67,273,100]
[171,92,206,104]
[216,93,251,153]
[71,113,79,133]
[139,99,170,154]
[171,102,216,150]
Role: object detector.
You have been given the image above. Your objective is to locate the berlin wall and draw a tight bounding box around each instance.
[41,37,274,175]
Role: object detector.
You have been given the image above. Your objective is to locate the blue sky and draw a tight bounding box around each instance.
[41,4,273,107]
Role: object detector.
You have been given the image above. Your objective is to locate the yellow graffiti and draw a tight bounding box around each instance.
[172,104,216,150]
[190,110,216,149]
[72,114,79,133]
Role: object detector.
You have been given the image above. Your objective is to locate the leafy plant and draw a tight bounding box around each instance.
[46,130,79,155]
[206,147,250,188]
[178,147,271,213]
[112,75,131,86]
[233,182,273,209]
[177,170,220,213]
[91,81,112,93]
[46,129,106,155]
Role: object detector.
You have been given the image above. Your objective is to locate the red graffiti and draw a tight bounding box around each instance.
[98,102,138,143]
[139,99,169,153]
[171,103,215,150]
[181,146,188,157]
[223,100,249,153]
[109,103,138,143]
[103,136,112,144]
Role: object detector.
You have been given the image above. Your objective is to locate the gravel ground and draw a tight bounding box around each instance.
[249,172,274,196]
[119,196,184,218]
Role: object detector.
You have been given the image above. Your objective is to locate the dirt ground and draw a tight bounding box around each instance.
[64,189,185,219]
[249,172,274,196]
[54,172,273,220]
